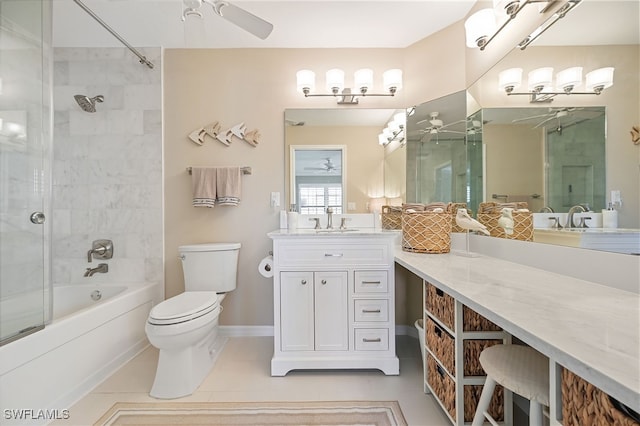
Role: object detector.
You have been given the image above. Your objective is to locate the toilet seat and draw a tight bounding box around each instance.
[148,291,218,326]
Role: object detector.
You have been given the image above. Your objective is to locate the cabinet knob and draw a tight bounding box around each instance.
[321,279,327,285]
[301,279,307,285]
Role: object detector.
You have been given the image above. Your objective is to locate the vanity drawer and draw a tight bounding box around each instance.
[354,271,388,293]
[425,317,455,375]
[425,282,455,330]
[354,299,388,322]
[277,242,390,268]
[354,328,389,351]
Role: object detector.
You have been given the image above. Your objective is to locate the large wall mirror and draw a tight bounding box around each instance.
[406,90,467,205]
[285,109,405,214]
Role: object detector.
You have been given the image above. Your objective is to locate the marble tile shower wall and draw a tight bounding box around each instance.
[52,47,163,287]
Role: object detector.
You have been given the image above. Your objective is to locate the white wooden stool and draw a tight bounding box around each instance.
[472,344,549,426]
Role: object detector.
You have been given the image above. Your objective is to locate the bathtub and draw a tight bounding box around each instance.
[0,282,162,426]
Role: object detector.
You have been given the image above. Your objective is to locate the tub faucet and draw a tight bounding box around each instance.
[565,204,589,228]
[85,263,108,277]
[326,207,334,229]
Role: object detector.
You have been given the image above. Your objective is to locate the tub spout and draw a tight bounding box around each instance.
[85,263,108,277]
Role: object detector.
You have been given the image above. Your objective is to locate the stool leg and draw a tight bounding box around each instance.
[529,400,543,426]
[472,376,497,426]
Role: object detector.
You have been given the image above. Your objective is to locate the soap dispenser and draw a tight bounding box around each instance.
[602,203,618,228]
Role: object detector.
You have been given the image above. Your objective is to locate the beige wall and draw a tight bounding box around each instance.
[285,125,385,213]
[163,48,431,327]
[483,124,544,211]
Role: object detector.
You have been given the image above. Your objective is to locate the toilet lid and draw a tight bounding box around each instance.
[148,292,218,325]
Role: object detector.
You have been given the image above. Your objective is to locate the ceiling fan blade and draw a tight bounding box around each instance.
[511,113,550,123]
[213,1,273,39]
[533,115,557,129]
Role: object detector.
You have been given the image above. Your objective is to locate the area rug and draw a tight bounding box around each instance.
[94,400,407,426]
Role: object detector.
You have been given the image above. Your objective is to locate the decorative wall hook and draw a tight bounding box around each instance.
[188,120,260,147]
[631,125,639,145]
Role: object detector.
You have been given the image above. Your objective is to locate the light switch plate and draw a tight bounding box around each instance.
[348,202,356,211]
[271,192,280,208]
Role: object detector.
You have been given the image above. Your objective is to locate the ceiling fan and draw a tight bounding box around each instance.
[304,158,339,172]
[182,0,274,40]
[511,107,584,129]
[417,112,466,135]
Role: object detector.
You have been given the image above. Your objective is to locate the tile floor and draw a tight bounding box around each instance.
[53,335,450,426]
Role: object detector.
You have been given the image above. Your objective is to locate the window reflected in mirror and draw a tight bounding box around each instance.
[290,147,345,214]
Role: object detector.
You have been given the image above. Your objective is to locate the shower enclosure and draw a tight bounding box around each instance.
[0,0,52,345]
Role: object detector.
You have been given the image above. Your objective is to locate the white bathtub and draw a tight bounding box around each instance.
[0,283,162,426]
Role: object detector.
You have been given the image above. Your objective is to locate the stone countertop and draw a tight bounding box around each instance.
[394,247,640,410]
[268,229,401,238]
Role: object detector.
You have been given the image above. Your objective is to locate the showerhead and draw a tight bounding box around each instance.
[74,94,104,113]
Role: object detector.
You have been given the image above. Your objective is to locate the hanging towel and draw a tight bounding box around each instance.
[191,167,217,208]
[216,167,242,206]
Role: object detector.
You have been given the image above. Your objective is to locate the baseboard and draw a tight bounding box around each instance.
[219,325,274,337]
[219,325,418,338]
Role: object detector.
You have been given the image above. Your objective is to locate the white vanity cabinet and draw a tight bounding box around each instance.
[268,230,399,376]
[280,270,348,352]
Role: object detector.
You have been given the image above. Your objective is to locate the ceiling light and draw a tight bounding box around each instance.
[296,68,403,105]
[466,0,582,51]
[498,66,615,103]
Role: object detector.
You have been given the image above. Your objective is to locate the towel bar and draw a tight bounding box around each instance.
[186,166,252,175]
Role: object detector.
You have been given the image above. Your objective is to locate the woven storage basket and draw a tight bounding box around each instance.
[427,354,456,421]
[463,384,504,423]
[381,205,402,230]
[462,306,502,332]
[562,368,640,426]
[477,210,533,241]
[402,211,451,253]
[425,283,455,330]
[463,340,503,376]
[426,317,455,375]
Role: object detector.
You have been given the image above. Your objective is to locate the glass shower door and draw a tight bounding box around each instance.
[0,0,51,345]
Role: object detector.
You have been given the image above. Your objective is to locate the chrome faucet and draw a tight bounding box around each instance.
[565,204,589,228]
[326,207,334,229]
[539,206,554,213]
[84,263,108,277]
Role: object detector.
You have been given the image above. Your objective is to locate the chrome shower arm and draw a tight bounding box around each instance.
[72,0,154,69]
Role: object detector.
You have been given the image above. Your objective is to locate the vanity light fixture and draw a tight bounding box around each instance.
[465,0,582,51]
[378,112,406,146]
[296,68,402,105]
[498,66,614,103]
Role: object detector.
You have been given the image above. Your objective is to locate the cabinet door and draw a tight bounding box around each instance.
[280,271,314,351]
[314,271,348,351]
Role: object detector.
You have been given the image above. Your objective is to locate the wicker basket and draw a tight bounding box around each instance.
[463,306,502,332]
[426,317,455,375]
[427,354,456,421]
[425,283,455,330]
[463,384,504,423]
[463,340,503,376]
[562,368,640,426]
[477,210,534,241]
[381,205,402,230]
[402,211,452,253]
[427,354,504,423]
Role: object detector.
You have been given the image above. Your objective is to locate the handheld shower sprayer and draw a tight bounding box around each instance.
[74,94,104,113]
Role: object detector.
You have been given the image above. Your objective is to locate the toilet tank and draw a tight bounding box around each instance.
[179,243,241,293]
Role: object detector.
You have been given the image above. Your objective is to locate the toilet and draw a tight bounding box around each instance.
[145,242,240,399]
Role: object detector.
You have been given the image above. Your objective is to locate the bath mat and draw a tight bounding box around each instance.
[95,400,407,425]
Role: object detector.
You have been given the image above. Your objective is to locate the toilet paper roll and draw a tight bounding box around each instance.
[258,255,274,278]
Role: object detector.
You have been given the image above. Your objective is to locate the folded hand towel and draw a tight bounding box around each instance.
[216,167,242,206]
[191,167,217,208]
